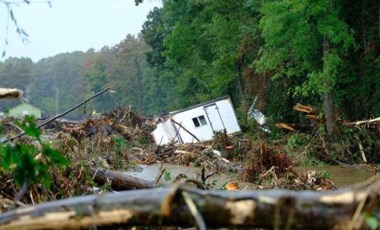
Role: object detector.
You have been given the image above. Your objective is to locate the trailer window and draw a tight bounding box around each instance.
[199,115,207,125]
[192,115,207,127]
[192,118,200,127]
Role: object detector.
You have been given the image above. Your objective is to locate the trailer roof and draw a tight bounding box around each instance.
[169,95,231,115]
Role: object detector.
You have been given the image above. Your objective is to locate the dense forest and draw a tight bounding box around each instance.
[1,0,379,132]
[0,34,158,119]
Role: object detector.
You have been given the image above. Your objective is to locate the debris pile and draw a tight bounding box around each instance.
[0,104,361,213]
[275,103,323,132]
[284,169,337,191]
[50,107,156,170]
[242,143,292,182]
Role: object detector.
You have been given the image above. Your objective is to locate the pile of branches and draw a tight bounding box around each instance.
[0,163,92,213]
[0,106,158,212]
[45,107,157,170]
[243,143,293,182]
[240,142,337,191]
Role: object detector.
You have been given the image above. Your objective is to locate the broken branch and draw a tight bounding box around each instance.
[1,180,380,229]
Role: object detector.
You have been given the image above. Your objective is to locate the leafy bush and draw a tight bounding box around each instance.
[0,116,68,188]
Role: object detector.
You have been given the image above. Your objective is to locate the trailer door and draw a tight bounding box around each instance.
[204,104,225,132]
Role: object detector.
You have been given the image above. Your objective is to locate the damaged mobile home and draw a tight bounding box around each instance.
[152,96,241,145]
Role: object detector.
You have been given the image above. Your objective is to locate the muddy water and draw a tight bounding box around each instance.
[125,164,376,188]
[295,165,376,188]
[125,163,238,188]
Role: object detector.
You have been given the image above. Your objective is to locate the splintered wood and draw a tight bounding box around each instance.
[275,103,322,132]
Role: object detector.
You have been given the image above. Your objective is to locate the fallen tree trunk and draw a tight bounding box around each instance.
[344,117,380,126]
[91,168,156,190]
[1,179,380,230]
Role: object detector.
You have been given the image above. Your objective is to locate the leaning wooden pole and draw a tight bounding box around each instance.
[1,179,380,229]
[171,118,200,142]
[2,87,111,143]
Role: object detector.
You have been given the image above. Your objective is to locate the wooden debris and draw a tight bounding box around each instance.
[343,116,380,126]
[171,118,200,142]
[91,168,156,191]
[276,103,324,132]
[2,88,111,144]
[1,179,380,229]
[275,123,295,131]
[355,136,368,163]
[306,114,320,121]
[293,103,315,114]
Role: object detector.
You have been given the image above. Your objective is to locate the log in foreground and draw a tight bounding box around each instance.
[1,179,380,230]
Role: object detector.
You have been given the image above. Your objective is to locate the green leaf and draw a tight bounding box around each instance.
[1,146,12,171]
[17,115,41,140]
[42,145,69,166]
[365,214,379,230]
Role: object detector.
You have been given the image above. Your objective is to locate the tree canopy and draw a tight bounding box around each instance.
[0,0,379,128]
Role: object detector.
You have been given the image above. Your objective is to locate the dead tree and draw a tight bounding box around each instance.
[1,178,380,229]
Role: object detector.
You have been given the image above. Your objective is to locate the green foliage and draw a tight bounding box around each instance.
[365,212,379,230]
[256,0,355,129]
[0,116,68,188]
[16,115,41,141]
[164,170,172,182]
[0,57,35,109]
[321,170,329,179]
[287,134,308,149]
[30,52,90,118]
[110,34,160,114]
[1,0,380,132]
[112,135,128,154]
[141,0,260,108]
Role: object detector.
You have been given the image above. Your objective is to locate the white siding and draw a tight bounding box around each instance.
[214,98,241,134]
[152,97,241,145]
[151,119,178,145]
[172,106,214,143]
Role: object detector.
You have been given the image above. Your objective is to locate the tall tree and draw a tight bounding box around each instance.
[256,0,355,136]
[142,0,263,110]
[82,47,116,113]
[111,34,158,115]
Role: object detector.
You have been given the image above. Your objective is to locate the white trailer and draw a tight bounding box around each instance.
[152,96,241,145]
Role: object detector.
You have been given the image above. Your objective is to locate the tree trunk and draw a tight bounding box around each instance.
[324,91,335,136]
[235,55,245,102]
[91,168,156,191]
[134,57,144,112]
[323,1,336,137]
[1,179,380,229]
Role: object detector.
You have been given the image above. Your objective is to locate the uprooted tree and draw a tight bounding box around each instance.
[1,177,380,230]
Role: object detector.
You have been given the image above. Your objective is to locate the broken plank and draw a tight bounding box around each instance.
[275,123,295,131]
